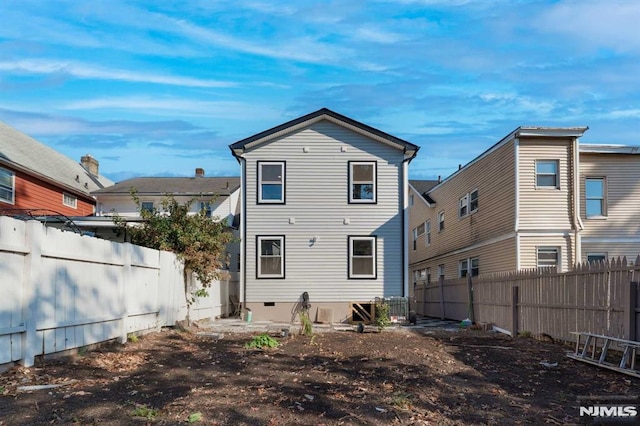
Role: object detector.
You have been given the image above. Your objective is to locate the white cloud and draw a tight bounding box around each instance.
[0,60,237,88]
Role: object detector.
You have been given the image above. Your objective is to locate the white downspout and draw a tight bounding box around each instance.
[573,137,584,265]
[239,156,246,309]
[402,160,409,299]
[514,138,521,270]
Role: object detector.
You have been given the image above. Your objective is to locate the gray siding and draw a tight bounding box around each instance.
[243,121,405,303]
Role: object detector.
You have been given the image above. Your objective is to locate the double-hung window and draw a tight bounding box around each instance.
[438,211,445,232]
[585,177,606,217]
[63,193,77,208]
[469,189,479,213]
[425,220,431,245]
[412,223,425,250]
[258,161,285,204]
[537,247,559,268]
[200,201,212,217]
[536,160,559,188]
[348,236,376,279]
[257,236,285,278]
[349,161,376,203]
[459,194,468,217]
[458,257,479,278]
[0,167,15,204]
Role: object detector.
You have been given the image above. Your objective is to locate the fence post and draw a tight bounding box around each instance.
[118,242,132,344]
[439,277,445,320]
[625,281,638,341]
[511,286,519,337]
[21,221,43,367]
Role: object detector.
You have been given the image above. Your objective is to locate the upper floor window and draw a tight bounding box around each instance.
[409,194,414,206]
[438,211,445,232]
[458,194,468,217]
[349,161,376,203]
[0,167,15,204]
[585,177,606,217]
[257,236,285,278]
[258,161,285,204]
[425,220,431,245]
[537,247,559,268]
[348,236,377,279]
[200,201,212,217]
[536,160,559,188]
[469,189,479,213]
[63,193,77,208]
[141,201,154,213]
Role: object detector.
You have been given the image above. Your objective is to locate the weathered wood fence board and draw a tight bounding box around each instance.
[414,256,640,342]
[0,216,237,367]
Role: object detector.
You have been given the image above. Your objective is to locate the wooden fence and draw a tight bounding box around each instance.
[0,217,238,368]
[414,256,640,343]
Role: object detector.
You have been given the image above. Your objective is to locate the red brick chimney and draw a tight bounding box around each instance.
[195,168,205,177]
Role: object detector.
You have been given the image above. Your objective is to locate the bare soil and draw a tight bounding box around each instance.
[0,325,638,425]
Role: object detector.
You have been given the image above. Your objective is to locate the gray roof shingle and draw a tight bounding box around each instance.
[92,176,240,195]
[0,121,113,197]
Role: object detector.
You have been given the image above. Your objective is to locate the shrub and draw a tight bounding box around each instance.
[299,310,313,336]
[245,333,279,349]
[374,300,391,330]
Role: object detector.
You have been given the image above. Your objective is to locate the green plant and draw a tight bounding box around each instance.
[187,412,202,423]
[77,347,87,356]
[299,310,313,336]
[127,333,138,343]
[518,330,532,338]
[245,333,279,349]
[132,405,158,420]
[0,386,5,394]
[390,391,413,409]
[374,300,391,330]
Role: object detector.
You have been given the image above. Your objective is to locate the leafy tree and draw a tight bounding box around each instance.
[115,191,235,320]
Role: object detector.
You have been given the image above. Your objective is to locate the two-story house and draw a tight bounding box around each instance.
[0,121,112,216]
[230,108,419,323]
[409,126,640,288]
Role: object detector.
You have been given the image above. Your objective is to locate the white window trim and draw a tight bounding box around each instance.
[258,161,285,204]
[257,235,285,279]
[469,189,479,213]
[0,167,15,205]
[458,194,469,218]
[425,220,431,246]
[535,160,560,189]
[537,246,560,269]
[62,192,77,209]
[349,161,377,204]
[585,177,607,218]
[438,211,445,232]
[348,236,377,279]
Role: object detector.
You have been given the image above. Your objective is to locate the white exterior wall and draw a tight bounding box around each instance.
[243,121,405,304]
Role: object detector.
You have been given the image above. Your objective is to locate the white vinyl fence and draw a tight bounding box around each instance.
[0,216,238,367]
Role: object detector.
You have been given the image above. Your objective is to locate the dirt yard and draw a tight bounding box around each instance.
[0,325,638,425]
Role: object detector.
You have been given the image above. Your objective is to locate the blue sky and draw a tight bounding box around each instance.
[1,0,639,182]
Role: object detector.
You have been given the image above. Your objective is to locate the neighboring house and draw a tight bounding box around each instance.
[409,126,640,290]
[90,170,241,256]
[0,121,113,216]
[229,108,419,323]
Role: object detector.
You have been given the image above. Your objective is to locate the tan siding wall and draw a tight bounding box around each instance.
[410,236,517,282]
[519,234,574,271]
[408,185,434,266]
[244,121,404,304]
[518,138,574,230]
[414,140,516,265]
[579,153,640,239]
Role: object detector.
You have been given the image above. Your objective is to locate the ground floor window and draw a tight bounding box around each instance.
[537,247,559,268]
[348,236,376,279]
[586,253,607,264]
[257,236,284,278]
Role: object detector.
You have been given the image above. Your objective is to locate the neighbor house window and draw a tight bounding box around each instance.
[349,161,376,203]
[141,201,154,213]
[536,160,559,188]
[348,236,376,279]
[258,161,285,204]
[412,223,425,250]
[438,264,445,280]
[537,247,559,268]
[0,167,15,204]
[438,211,445,232]
[458,258,478,278]
[257,236,285,278]
[469,189,479,213]
[585,177,606,217]
[459,194,469,217]
[200,201,212,217]
[62,193,77,208]
[425,220,431,245]
[409,194,414,206]
[426,267,431,283]
[587,253,607,264]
